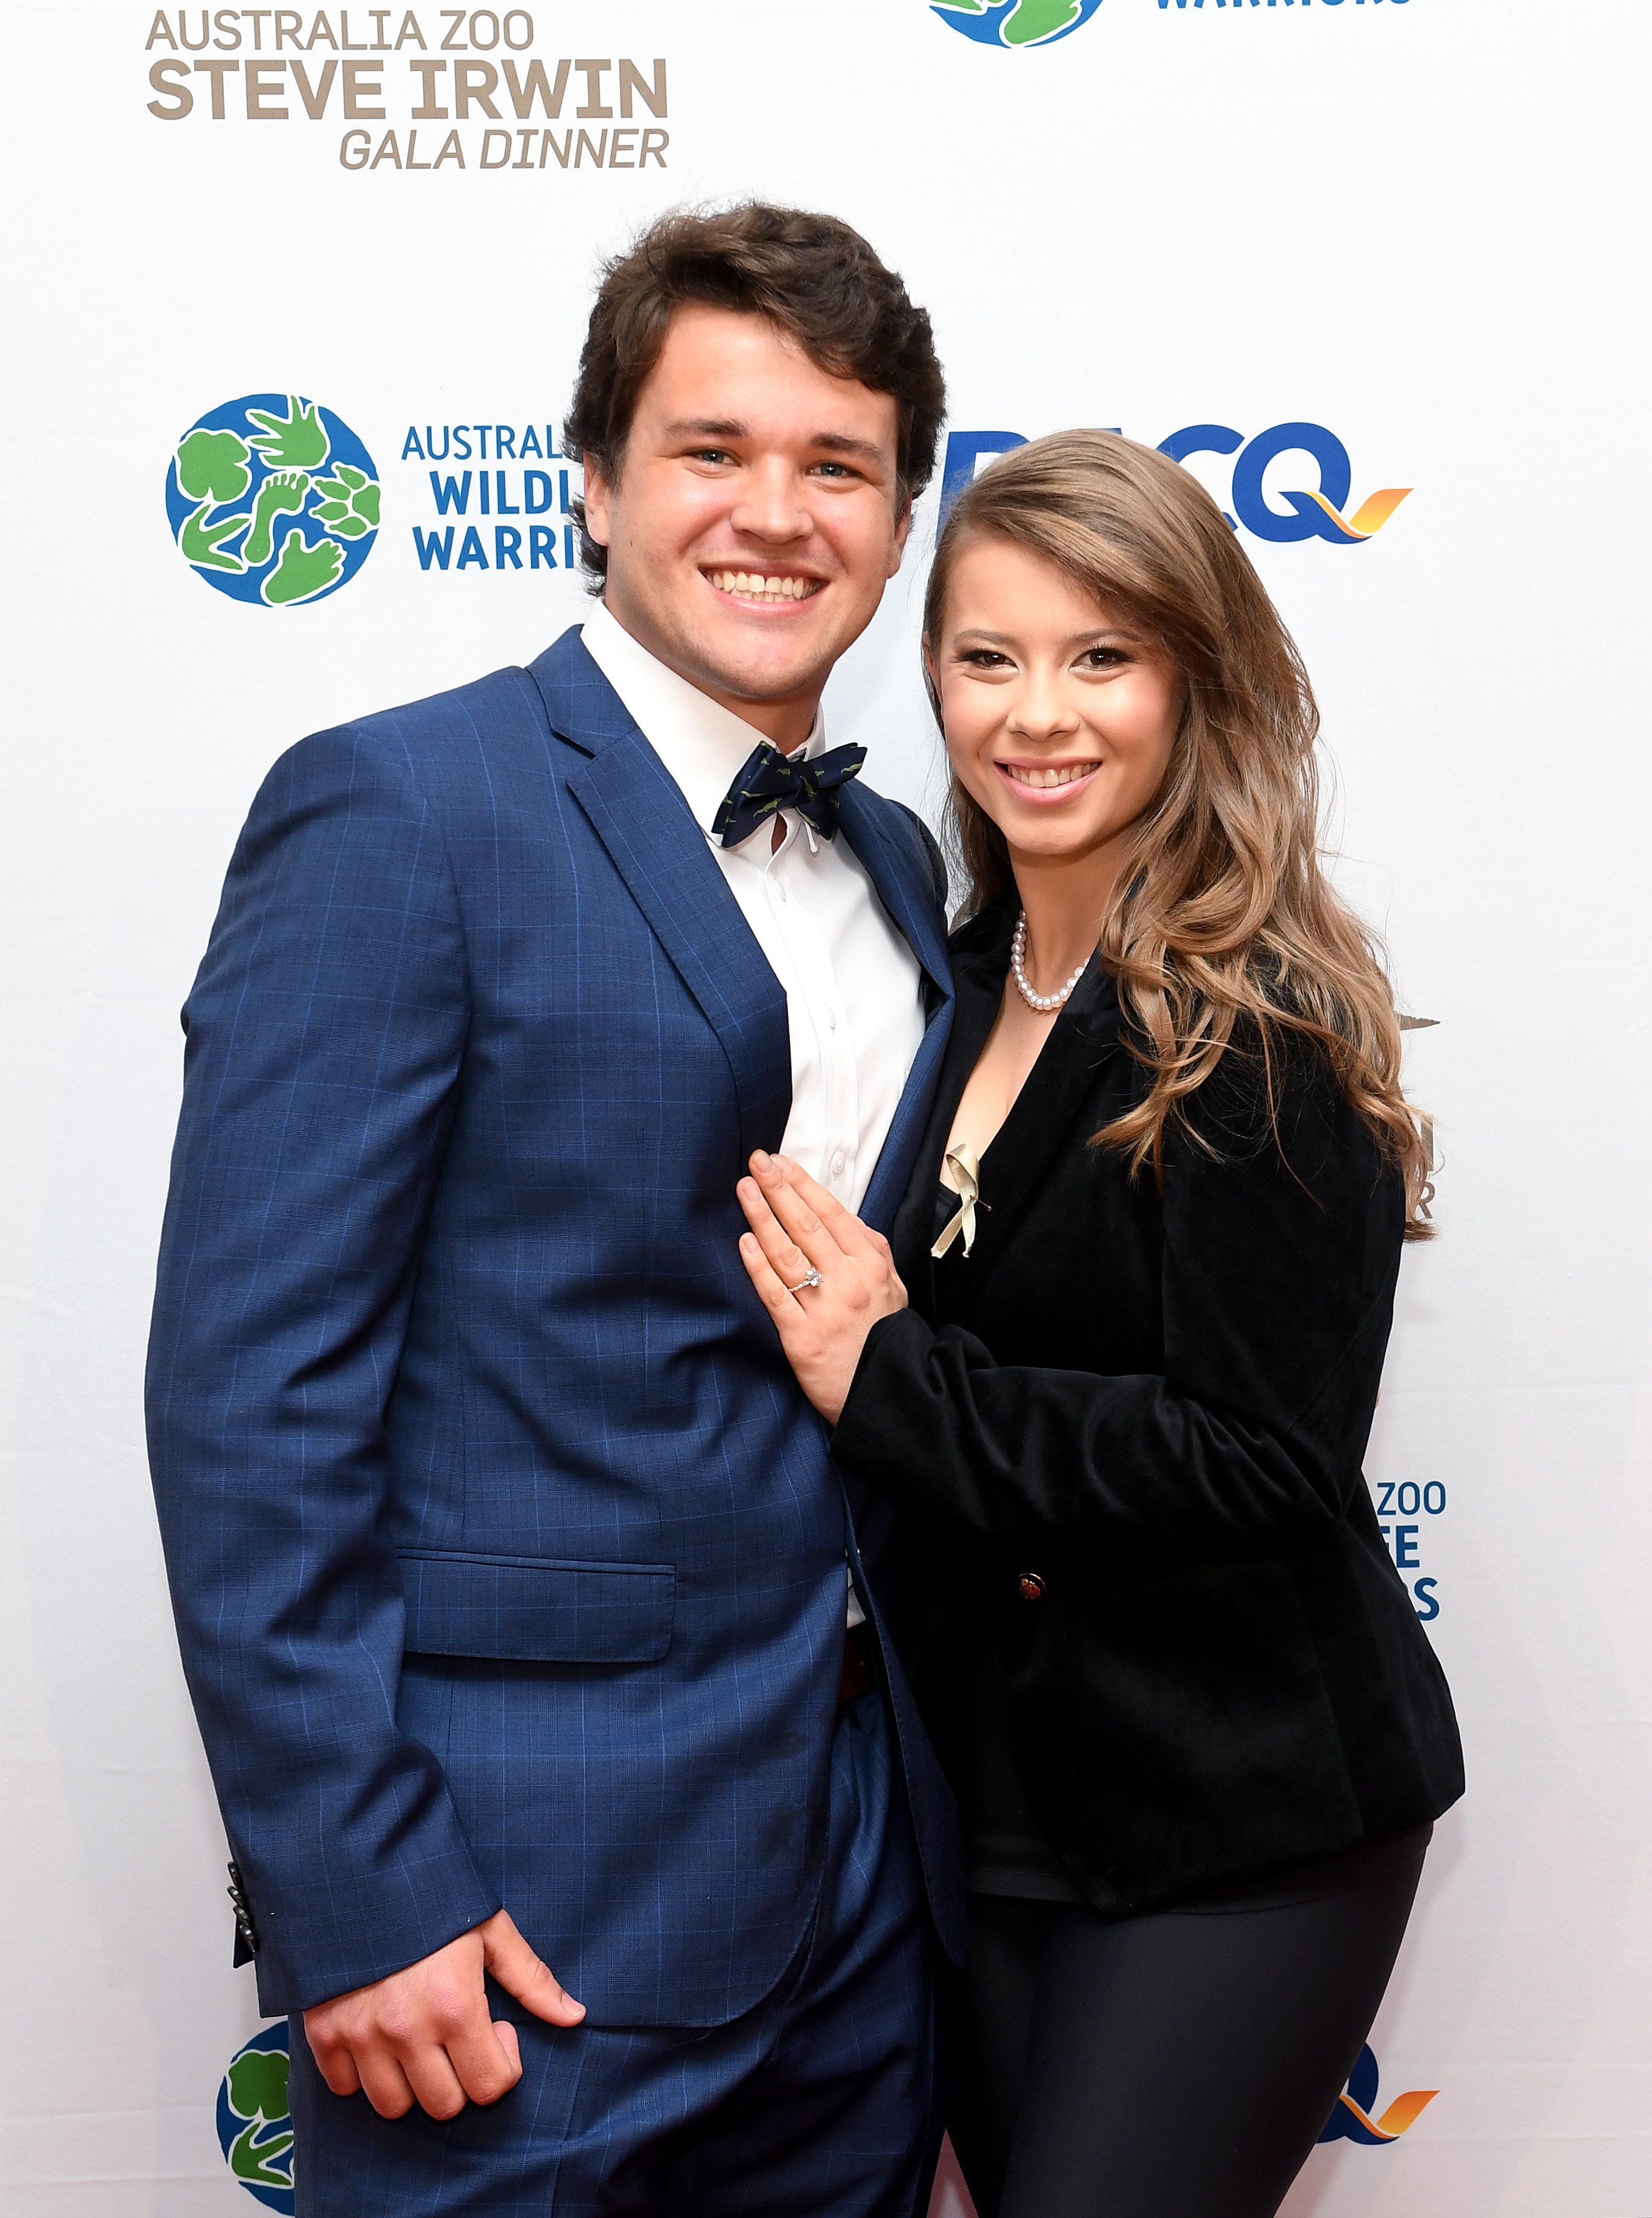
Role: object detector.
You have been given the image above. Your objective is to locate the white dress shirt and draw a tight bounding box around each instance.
[582,601,927,1634]
[581,599,926,1215]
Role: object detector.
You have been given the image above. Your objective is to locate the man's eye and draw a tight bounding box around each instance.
[689,448,734,465]
[812,462,856,480]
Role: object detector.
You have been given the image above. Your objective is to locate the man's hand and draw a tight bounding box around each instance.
[737,1152,908,1425]
[302,1908,585,2120]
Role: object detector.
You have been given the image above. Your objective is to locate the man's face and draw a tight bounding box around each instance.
[582,304,912,743]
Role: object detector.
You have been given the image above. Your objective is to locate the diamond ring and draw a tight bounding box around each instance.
[783,1266,824,1297]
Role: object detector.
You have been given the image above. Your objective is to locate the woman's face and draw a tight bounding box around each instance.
[928,534,1182,875]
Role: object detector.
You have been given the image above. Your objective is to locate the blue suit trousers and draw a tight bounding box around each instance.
[288,1691,940,2216]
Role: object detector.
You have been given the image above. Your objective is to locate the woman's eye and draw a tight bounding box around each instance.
[1082,647,1127,670]
[961,650,1010,670]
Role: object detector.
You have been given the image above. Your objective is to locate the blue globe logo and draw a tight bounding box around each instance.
[166,392,379,607]
[931,0,1105,47]
[216,2022,296,2211]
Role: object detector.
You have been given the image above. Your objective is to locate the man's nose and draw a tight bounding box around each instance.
[728,459,812,544]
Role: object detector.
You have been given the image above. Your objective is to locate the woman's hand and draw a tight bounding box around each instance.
[737,1152,908,1426]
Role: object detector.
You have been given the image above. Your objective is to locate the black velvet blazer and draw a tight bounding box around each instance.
[832,907,1464,1916]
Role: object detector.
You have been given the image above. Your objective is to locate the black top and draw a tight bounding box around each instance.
[832,906,1463,1919]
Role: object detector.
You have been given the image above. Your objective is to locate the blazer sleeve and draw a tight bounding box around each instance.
[832,1055,1405,1562]
[145,725,500,2014]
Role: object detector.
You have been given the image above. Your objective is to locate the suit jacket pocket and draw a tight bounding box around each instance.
[398,1549,675,1663]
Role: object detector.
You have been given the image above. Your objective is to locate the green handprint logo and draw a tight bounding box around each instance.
[263,528,345,605]
[225,2047,295,2188]
[180,499,250,573]
[177,427,252,505]
[932,0,1103,47]
[246,395,330,472]
[311,462,380,540]
[242,470,310,565]
[168,394,377,609]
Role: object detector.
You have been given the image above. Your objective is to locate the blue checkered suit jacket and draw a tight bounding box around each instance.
[146,627,965,2024]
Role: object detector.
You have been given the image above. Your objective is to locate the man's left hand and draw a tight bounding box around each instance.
[737,1153,907,1425]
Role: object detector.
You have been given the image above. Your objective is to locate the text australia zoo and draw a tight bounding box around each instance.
[144,10,669,173]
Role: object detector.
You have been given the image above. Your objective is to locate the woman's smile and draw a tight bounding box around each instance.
[995,759,1103,799]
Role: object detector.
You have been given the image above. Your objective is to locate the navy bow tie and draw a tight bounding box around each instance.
[712,740,867,849]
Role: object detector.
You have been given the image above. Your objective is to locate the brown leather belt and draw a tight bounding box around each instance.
[838,1623,876,1705]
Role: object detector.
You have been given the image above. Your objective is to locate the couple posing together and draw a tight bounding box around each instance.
[148,203,1462,2217]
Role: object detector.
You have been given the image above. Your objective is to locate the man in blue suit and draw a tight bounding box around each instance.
[147,203,964,2214]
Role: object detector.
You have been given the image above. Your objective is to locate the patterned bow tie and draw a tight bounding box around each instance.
[712,740,867,848]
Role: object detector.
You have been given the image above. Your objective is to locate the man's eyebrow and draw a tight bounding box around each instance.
[662,417,748,441]
[659,420,887,465]
[811,433,887,464]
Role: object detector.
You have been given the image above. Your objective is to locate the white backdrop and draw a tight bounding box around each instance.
[4,2,1650,2211]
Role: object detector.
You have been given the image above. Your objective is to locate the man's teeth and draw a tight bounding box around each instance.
[708,570,817,600]
[1006,764,1097,788]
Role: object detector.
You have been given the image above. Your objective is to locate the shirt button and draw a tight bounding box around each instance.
[1018,1573,1046,1603]
[826,1008,838,1031]
[831,1150,847,1178]
[774,880,788,903]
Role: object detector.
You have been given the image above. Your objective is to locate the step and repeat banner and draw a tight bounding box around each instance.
[4,2,1649,2212]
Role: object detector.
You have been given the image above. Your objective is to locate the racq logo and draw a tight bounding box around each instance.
[940,426,1411,546]
[1318,2044,1437,2147]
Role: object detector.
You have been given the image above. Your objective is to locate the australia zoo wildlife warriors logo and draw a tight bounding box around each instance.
[931,0,1106,46]
[217,2023,296,2210]
[165,393,380,606]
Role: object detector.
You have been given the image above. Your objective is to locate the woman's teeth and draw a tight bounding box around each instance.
[708,571,817,601]
[1004,764,1097,788]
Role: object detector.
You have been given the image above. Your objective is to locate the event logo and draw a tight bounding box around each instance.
[1318,2044,1438,2147]
[940,424,1410,545]
[217,2023,296,2211]
[165,393,380,606]
[931,0,1106,48]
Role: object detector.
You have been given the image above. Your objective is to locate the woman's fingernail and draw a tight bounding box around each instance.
[752,1150,773,1171]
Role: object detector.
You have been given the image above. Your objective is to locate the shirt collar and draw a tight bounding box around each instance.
[580,598,824,845]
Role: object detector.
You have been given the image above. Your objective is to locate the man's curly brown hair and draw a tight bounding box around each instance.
[562,202,946,586]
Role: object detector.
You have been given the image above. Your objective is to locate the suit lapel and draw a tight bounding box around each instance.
[835,782,956,1236]
[529,632,793,1165]
[888,938,1004,1309]
[960,955,1123,1290]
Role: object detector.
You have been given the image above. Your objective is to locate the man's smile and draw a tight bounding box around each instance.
[703,567,826,606]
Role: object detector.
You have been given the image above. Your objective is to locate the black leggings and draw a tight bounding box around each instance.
[948,1842,1427,2218]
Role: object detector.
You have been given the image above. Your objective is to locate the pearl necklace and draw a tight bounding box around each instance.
[1010,910,1091,1014]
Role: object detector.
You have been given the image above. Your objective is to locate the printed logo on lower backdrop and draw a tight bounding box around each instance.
[218,2024,296,2211]
[940,424,1411,546]
[931,0,1106,47]
[166,394,380,606]
[1319,2044,1438,2147]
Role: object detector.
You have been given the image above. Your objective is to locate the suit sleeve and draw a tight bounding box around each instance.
[145,726,500,2014]
[832,1061,1405,1562]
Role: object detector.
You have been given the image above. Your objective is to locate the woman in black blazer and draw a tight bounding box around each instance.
[736,431,1463,2218]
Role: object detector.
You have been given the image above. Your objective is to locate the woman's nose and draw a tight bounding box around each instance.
[1007,675,1080,740]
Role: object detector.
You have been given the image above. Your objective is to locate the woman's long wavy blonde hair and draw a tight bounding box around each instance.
[924,430,1434,1238]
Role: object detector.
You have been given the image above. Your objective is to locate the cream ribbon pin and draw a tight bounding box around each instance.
[931,1143,983,1260]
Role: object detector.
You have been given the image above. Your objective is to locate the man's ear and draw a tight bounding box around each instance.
[582,461,614,548]
[888,496,914,576]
